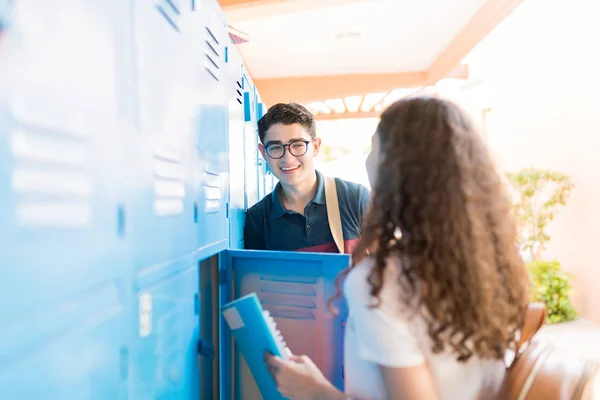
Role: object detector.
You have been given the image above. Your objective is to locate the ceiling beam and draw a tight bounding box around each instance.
[315,111,380,121]
[255,64,468,106]
[218,0,285,11]
[256,71,427,106]
[426,0,524,84]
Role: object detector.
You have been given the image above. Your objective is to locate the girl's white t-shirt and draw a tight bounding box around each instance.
[342,256,504,400]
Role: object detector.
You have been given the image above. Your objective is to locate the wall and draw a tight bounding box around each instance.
[462,0,600,322]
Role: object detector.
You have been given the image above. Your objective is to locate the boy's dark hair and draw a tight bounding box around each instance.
[257,102,317,143]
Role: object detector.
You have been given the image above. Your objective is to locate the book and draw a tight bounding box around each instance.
[222,292,290,399]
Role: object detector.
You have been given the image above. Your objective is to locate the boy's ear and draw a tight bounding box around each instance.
[258,143,267,160]
[312,137,322,156]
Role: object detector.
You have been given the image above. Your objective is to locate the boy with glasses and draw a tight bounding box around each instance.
[244,102,370,253]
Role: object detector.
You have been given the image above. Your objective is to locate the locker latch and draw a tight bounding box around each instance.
[198,339,215,359]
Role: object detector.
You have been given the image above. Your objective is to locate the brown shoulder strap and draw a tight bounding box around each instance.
[324,176,344,253]
[478,302,547,399]
[516,302,546,351]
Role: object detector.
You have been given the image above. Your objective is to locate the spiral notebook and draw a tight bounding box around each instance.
[221,292,290,400]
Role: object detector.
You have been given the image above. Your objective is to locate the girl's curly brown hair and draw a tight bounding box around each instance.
[331,96,529,362]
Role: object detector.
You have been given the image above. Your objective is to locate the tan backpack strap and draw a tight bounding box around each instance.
[516,302,546,351]
[324,176,344,253]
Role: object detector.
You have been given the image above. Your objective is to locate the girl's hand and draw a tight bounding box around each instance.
[264,351,345,400]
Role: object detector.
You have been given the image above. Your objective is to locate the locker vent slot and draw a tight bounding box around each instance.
[8,105,93,228]
[204,26,220,82]
[153,145,185,217]
[265,309,316,321]
[236,80,243,105]
[156,0,181,32]
[257,275,319,320]
[204,170,222,214]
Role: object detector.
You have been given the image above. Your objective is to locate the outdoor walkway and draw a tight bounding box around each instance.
[538,319,600,361]
[533,320,600,397]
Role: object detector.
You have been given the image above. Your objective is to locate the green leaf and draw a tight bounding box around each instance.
[527,260,578,324]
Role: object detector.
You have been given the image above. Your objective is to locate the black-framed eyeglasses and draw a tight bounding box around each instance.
[264,140,312,159]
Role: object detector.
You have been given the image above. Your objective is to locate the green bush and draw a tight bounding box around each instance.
[527,260,578,324]
[506,168,579,323]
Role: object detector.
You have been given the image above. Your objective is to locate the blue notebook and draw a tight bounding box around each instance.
[221,292,290,400]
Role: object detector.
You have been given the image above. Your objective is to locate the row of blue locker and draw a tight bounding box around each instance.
[0,0,349,399]
[1,0,278,267]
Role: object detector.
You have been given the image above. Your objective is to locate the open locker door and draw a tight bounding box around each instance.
[219,249,350,400]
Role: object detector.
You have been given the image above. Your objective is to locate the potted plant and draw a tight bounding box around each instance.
[506,167,577,324]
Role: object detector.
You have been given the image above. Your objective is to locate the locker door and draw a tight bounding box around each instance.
[219,250,350,400]
[227,44,246,249]
[242,73,260,210]
[243,126,260,210]
[129,1,202,399]
[130,253,200,399]
[195,0,230,260]
[131,0,199,268]
[0,1,130,398]
[254,87,267,201]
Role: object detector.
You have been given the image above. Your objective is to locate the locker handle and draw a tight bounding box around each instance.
[198,339,215,359]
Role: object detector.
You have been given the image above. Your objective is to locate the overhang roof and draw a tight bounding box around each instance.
[222,0,523,106]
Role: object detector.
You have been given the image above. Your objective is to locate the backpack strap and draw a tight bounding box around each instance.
[478,302,547,399]
[516,302,546,352]
[324,176,344,254]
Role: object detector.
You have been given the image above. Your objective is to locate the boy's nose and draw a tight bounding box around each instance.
[281,150,296,163]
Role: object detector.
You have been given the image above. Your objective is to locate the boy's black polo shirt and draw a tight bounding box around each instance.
[244,171,370,253]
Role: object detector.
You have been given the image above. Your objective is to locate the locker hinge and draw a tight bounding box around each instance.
[219,268,227,285]
[197,339,215,359]
[225,202,229,218]
[225,46,228,63]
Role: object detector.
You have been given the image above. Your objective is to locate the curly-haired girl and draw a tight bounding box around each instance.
[266,96,530,400]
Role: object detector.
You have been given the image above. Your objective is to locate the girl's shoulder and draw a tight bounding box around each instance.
[344,254,409,312]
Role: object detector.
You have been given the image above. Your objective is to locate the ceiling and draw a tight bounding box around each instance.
[228,0,484,79]
[221,0,524,106]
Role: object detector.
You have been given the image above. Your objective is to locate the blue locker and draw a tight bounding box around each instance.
[195,0,230,260]
[253,87,267,202]
[0,0,130,398]
[129,1,205,398]
[242,71,257,125]
[255,97,278,195]
[255,98,271,197]
[256,99,265,124]
[243,125,260,210]
[242,73,260,210]
[219,250,350,400]
[130,0,200,268]
[129,253,199,399]
[227,43,246,249]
